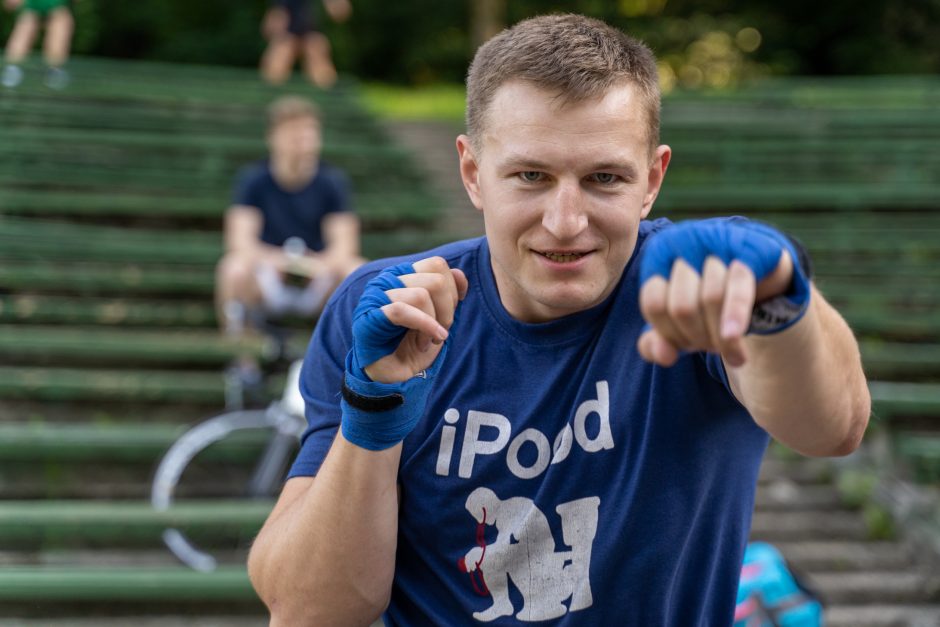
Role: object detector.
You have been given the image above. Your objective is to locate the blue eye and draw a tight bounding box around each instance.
[519,171,543,182]
[591,173,618,184]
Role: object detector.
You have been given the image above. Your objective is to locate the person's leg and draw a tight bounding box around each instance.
[4,10,40,63]
[42,6,72,67]
[216,253,268,408]
[2,11,39,87]
[301,32,337,88]
[260,36,299,85]
[41,6,72,89]
[215,253,265,332]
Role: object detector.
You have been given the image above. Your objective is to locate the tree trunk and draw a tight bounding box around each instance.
[470,0,506,49]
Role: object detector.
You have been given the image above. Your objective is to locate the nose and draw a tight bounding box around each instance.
[541,179,588,240]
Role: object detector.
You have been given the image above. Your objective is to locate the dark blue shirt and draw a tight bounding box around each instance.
[232,160,352,252]
[291,219,770,625]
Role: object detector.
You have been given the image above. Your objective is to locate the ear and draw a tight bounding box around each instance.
[456,134,484,211]
[641,144,671,219]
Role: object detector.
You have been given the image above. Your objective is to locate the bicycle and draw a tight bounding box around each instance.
[151,359,307,572]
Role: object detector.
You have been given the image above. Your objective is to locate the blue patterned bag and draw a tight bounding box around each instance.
[735,542,823,627]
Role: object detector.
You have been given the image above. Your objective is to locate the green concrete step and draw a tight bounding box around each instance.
[0,500,272,547]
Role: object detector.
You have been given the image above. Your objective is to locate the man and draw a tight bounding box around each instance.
[248,15,869,626]
[216,96,363,393]
[1,0,74,89]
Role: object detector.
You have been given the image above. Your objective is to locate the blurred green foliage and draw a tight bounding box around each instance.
[1,0,938,83]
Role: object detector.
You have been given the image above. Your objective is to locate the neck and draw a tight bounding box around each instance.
[271,155,318,190]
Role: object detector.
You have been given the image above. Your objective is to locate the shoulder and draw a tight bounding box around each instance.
[235,160,272,187]
[639,217,674,240]
[315,162,350,187]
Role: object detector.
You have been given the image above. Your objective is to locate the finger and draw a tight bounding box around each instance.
[637,327,680,367]
[398,272,456,330]
[410,256,461,321]
[700,256,728,351]
[452,268,469,301]
[755,248,793,303]
[719,260,756,367]
[639,267,692,350]
[666,258,710,350]
[383,289,447,350]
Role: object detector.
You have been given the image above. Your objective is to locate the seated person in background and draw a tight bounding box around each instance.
[216,95,364,401]
[1,0,74,89]
[260,0,351,89]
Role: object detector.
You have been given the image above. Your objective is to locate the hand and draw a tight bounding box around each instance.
[340,257,468,451]
[324,0,352,23]
[353,256,467,384]
[637,219,805,368]
[261,7,288,39]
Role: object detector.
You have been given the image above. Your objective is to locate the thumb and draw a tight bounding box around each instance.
[755,249,793,303]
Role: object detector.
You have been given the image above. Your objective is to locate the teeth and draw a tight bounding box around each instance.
[542,251,584,263]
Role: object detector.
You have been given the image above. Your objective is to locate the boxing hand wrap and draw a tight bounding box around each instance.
[341,341,449,450]
[640,218,812,335]
[341,262,451,450]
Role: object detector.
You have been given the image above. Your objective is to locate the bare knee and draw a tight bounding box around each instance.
[216,253,262,305]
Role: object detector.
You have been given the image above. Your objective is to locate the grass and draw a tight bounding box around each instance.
[359,82,466,123]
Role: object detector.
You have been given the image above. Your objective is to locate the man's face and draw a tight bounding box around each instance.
[457,81,671,322]
[267,115,321,163]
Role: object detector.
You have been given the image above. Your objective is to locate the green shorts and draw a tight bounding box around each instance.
[22,0,68,16]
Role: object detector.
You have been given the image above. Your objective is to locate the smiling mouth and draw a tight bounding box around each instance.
[538,250,589,263]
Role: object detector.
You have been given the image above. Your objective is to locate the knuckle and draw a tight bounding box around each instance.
[384,300,408,321]
[640,296,666,320]
[424,256,449,273]
[701,284,724,308]
[426,273,446,292]
[667,298,698,323]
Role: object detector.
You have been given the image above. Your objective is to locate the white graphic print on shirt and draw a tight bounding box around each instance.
[435,381,613,480]
[458,487,601,622]
[440,382,610,622]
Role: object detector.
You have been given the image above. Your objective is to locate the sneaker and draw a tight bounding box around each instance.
[1,65,23,89]
[44,66,69,90]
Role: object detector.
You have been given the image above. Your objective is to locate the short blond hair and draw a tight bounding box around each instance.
[267,96,321,132]
[466,14,661,156]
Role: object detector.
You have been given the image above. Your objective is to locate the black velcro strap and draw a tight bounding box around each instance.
[341,380,405,413]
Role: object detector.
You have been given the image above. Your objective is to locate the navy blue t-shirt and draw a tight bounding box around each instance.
[232,160,351,252]
[290,219,770,626]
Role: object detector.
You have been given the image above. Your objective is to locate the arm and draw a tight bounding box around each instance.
[261,5,289,39]
[224,205,289,268]
[638,220,870,458]
[323,0,352,22]
[727,281,869,456]
[312,211,363,277]
[248,443,402,626]
[248,257,468,624]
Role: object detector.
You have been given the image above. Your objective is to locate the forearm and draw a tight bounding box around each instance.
[729,286,870,456]
[249,436,401,625]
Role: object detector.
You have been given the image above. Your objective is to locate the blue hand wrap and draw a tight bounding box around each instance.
[342,261,453,450]
[349,262,415,379]
[640,218,811,334]
[341,340,450,450]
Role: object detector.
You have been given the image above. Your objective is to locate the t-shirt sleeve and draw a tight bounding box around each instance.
[231,166,263,209]
[325,167,353,215]
[287,276,360,478]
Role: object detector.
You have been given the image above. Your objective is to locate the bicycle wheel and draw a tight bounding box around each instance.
[150,408,277,572]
